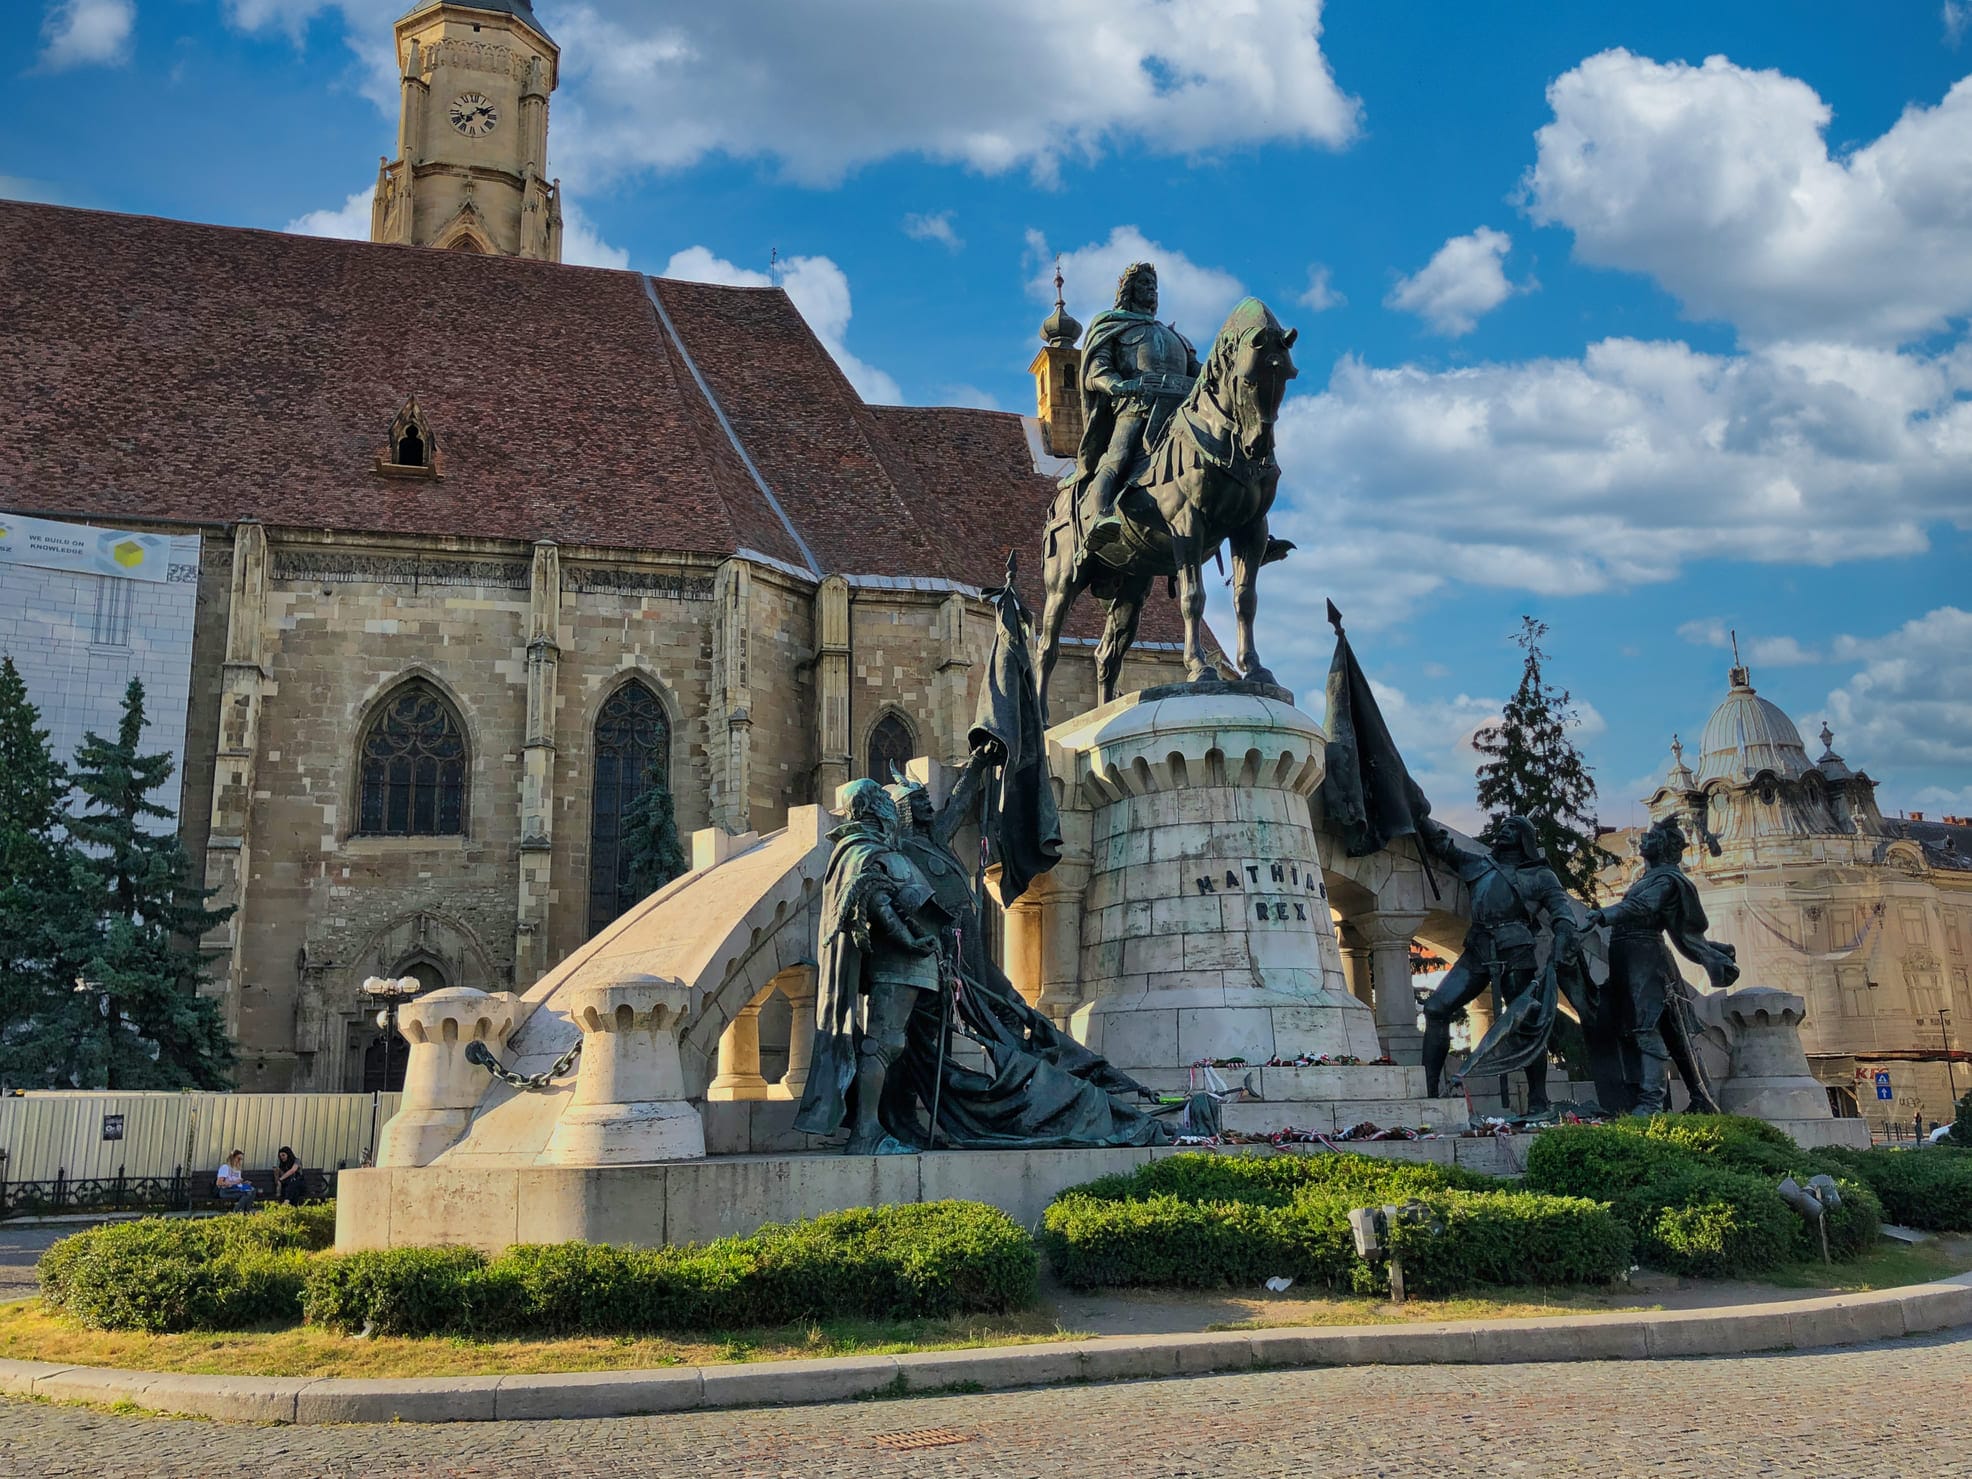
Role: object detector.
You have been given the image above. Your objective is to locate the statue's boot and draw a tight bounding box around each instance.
[1631,1051,1670,1117]
[1664,1007,1722,1114]
[1422,1018,1453,1099]
[1522,1057,1553,1116]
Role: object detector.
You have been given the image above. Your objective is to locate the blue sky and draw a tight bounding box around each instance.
[7,0,1970,830]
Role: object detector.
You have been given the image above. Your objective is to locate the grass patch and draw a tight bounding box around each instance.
[1756,1235,1972,1292]
[0,1299,1077,1379]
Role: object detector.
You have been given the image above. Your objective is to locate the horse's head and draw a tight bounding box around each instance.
[1195,298,1298,462]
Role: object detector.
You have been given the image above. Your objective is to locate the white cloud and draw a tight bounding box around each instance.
[1524,50,1972,346]
[1947,2,1971,46]
[1675,619,1820,666]
[1025,225,1246,345]
[659,247,902,404]
[1821,607,1972,780]
[547,0,1359,188]
[559,201,629,269]
[903,212,962,251]
[1298,263,1344,312]
[38,0,135,70]
[283,185,373,240]
[1386,226,1522,336]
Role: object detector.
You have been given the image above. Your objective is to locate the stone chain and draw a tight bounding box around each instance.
[463,1037,582,1091]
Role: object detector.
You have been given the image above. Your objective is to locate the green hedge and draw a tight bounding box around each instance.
[302,1201,1039,1338]
[1524,1123,1883,1275]
[1040,1151,1631,1297]
[37,1204,337,1333]
[1814,1146,1972,1232]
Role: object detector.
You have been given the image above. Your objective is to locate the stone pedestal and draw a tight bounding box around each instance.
[1049,682,1382,1084]
[542,974,705,1165]
[375,987,521,1168]
[1718,985,1841,1121]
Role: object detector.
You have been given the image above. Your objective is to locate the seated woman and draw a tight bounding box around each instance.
[214,1150,257,1213]
[273,1146,307,1206]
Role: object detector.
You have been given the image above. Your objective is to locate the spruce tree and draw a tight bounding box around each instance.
[65,678,235,1089]
[0,658,91,1086]
[621,763,687,904]
[1471,617,1611,900]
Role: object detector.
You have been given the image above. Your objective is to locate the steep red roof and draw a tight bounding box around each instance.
[0,199,1190,645]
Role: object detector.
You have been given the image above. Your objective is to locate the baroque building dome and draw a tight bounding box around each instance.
[1696,660,1812,786]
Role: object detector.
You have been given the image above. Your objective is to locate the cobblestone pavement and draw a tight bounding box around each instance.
[1,1330,1969,1478]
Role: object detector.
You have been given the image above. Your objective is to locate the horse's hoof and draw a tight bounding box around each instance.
[1243,665,1278,687]
[1188,666,1224,685]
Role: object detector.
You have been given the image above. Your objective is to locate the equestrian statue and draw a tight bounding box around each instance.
[1035,261,1299,723]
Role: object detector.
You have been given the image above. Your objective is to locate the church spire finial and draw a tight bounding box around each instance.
[1053,256,1066,312]
[1728,628,1751,690]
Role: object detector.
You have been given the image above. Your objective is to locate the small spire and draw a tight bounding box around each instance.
[1053,256,1066,312]
[1819,721,1834,752]
[1727,628,1751,690]
[1038,255,1083,348]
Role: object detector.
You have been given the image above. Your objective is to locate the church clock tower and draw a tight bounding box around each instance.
[370,0,562,261]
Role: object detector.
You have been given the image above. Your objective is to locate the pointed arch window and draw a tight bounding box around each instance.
[357,682,469,836]
[589,680,673,938]
[866,711,916,782]
[377,396,440,479]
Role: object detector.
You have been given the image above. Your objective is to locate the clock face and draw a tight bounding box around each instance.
[448,93,499,138]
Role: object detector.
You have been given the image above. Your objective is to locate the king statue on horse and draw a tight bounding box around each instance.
[1037,261,1299,724]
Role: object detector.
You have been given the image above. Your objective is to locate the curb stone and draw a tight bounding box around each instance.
[6,1274,1969,1426]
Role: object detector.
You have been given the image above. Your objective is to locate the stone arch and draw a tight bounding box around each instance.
[345,666,483,841]
[333,908,499,1091]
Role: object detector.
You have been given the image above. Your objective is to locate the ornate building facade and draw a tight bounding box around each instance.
[0,4,1206,1091]
[1618,654,1972,1127]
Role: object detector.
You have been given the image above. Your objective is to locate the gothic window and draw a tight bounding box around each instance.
[866,711,916,783]
[378,396,438,477]
[588,680,672,938]
[357,682,468,836]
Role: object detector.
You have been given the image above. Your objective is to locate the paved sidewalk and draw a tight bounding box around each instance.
[0,1330,1967,1478]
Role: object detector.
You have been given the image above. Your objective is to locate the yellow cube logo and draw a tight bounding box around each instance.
[111,539,146,569]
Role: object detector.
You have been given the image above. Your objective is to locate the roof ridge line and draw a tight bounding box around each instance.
[640,275,820,577]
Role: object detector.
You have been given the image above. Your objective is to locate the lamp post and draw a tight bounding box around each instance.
[72,977,112,1090]
[1942,1006,1960,1107]
[360,976,422,1093]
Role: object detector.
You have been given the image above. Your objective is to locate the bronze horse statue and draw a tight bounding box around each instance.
[1036,297,1298,724]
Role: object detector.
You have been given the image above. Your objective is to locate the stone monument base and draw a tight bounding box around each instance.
[334,1137,1523,1255]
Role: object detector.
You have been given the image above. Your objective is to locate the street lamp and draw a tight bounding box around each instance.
[1942,1006,1960,1107]
[72,977,112,1090]
[360,976,422,1092]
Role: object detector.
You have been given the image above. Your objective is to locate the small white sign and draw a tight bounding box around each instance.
[0,511,170,583]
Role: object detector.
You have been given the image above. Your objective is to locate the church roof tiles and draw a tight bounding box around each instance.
[0,200,1154,637]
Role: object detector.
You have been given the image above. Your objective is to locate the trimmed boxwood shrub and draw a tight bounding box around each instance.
[1040,1151,1631,1296]
[300,1201,1038,1338]
[1814,1146,1972,1232]
[38,1205,338,1333]
[1525,1123,1884,1275]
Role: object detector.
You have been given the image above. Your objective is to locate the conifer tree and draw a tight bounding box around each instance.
[621,763,687,904]
[0,657,91,1085]
[1471,617,1611,900]
[65,678,235,1088]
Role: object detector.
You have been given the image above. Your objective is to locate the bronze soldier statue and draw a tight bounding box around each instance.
[1417,815,1581,1113]
[1586,816,1736,1114]
[792,779,948,1155]
[1072,261,1199,540]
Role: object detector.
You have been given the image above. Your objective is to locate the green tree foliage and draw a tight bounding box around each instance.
[0,658,91,1085]
[1472,616,1612,900]
[64,679,235,1089]
[621,761,687,903]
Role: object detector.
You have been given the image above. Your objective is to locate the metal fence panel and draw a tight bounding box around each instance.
[0,1092,402,1182]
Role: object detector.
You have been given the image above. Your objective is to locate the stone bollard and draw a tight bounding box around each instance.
[1717,985,1835,1121]
[542,974,705,1165]
[375,987,521,1167]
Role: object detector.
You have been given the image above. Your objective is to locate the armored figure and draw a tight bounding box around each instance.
[1586,817,1735,1115]
[793,779,949,1155]
[1072,261,1200,532]
[1417,815,1580,1111]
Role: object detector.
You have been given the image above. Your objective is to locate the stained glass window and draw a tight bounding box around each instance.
[866,712,916,783]
[357,683,468,836]
[589,681,671,938]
